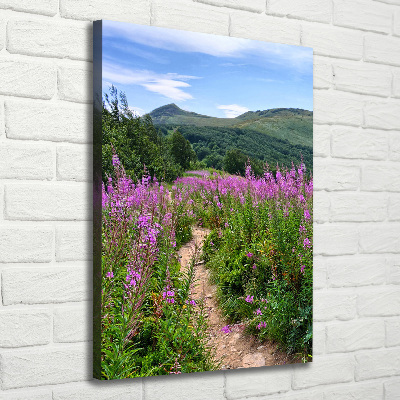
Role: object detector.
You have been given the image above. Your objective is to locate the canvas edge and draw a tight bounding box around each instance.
[93,19,103,381]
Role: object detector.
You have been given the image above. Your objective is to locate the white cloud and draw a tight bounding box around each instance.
[103,21,313,72]
[128,106,145,116]
[142,79,193,101]
[217,104,250,118]
[102,62,200,101]
[104,21,249,58]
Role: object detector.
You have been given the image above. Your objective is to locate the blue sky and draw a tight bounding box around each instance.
[102,21,313,118]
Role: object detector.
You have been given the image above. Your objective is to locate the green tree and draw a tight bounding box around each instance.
[102,86,181,183]
[223,148,248,175]
[170,129,197,170]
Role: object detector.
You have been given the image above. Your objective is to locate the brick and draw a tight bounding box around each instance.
[365,34,400,66]
[326,320,385,353]
[324,382,383,400]
[242,391,323,400]
[0,58,56,99]
[387,256,400,285]
[313,257,327,289]
[230,12,301,45]
[389,132,400,161]
[268,0,331,23]
[333,61,392,97]
[313,125,330,157]
[60,0,150,23]
[301,23,363,60]
[225,367,291,399]
[57,144,92,182]
[58,64,92,104]
[360,223,400,253]
[334,0,392,33]
[314,91,363,126]
[314,160,360,191]
[314,224,359,256]
[0,390,52,400]
[56,224,92,261]
[355,348,400,380]
[314,57,333,89]
[327,256,386,288]
[152,0,229,36]
[395,10,400,37]
[197,0,265,12]
[361,164,400,192]
[0,99,4,138]
[0,18,5,51]
[7,19,91,61]
[146,373,225,400]
[5,100,92,143]
[386,318,400,346]
[314,191,330,223]
[357,286,400,316]
[389,194,400,220]
[384,378,400,400]
[313,322,326,355]
[0,142,53,180]
[0,0,57,16]
[0,226,53,263]
[53,381,141,400]
[54,306,90,343]
[0,345,88,389]
[0,310,51,347]
[375,0,400,4]
[393,69,400,98]
[330,192,387,222]
[314,290,357,321]
[2,266,90,305]
[364,100,400,130]
[0,184,3,220]
[293,354,354,389]
[5,183,90,221]
[331,126,388,160]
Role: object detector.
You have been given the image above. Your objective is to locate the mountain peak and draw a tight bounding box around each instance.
[149,103,211,124]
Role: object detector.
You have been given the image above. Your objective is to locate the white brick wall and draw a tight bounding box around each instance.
[0,0,399,399]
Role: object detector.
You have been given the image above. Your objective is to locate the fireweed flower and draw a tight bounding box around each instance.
[303,238,311,249]
[221,325,231,334]
[254,308,262,315]
[299,225,306,233]
[106,271,114,279]
[256,322,267,329]
[163,290,175,303]
[247,252,253,258]
[304,209,311,220]
[252,264,257,270]
[301,265,306,273]
[245,295,254,303]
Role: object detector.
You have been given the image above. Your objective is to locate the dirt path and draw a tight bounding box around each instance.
[177,226,298,370]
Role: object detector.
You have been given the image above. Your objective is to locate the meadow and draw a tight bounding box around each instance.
[101,153,313,378]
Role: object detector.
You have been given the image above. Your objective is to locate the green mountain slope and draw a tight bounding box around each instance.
[149,103,313,171]
[150,104,312,148]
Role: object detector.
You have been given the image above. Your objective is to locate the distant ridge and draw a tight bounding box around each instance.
[148,103,313,171]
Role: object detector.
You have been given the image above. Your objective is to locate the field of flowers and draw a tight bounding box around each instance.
[101,155,313,379]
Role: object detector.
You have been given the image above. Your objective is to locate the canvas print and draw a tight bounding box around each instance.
[93,20,313,380]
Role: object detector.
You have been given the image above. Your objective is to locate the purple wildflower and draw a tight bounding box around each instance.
[245,295,254,303]
[303,238,311,249]
[221,325,231,334]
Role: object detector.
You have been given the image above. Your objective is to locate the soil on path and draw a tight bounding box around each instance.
[177,226,299,370]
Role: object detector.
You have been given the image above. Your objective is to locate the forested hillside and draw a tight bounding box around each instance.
[152,104,313,173]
